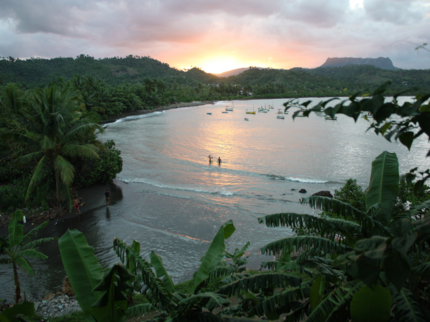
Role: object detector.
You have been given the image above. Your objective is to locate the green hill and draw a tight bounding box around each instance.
[1,55,430,96]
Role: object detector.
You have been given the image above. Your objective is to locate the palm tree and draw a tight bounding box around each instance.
[0,210,55,303]
[2,84,104,210]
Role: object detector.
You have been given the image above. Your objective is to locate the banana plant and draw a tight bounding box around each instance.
[113,220,237,321]
[59,229,139,322]
[254,151,430,321]
[0,300,34,322]
[0,210,55,304]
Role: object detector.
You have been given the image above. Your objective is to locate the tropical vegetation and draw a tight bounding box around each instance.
[1,55,430,102]
[0,210,55,304]
[0,83,123,213]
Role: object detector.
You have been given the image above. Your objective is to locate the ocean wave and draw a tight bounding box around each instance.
[118,177,234,196]
[266,174,328,184]
[104,111,164,127]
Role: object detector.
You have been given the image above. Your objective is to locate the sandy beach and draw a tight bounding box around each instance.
[100,100,216,124]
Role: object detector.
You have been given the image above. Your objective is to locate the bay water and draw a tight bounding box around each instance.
[1,97,428,302]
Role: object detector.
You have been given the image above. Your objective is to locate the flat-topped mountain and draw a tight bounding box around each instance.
[320,57,399,70]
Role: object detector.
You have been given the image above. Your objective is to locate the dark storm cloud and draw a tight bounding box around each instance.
[0,0,96,37]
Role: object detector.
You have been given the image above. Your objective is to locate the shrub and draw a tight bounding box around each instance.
[73,140,123,188]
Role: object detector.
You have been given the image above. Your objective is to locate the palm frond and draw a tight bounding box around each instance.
[18,249,48,260]
[248,286,306,317]
[113,238,173,309]
[61,143,100,159]
[306,280,363,322]
[218,273,302,297]
[209,266,235,280]
[390,287,426,322]
[54,155,75,186]
[176,292,229,314]
[16,151,45,166]
[22,220,49,243]
[63,122,104,141]
[411,262,430,279]
[25,155,49,202]
[305,196,390,235]
[126,303,154,317]
[261,236,351,257]
[16,256,34,276]
[259,213,360,242]
[305,196,362,218]
[261,261,278,271]
[21,237,56,251]
[409,200,430,218]
[221,273,252,284]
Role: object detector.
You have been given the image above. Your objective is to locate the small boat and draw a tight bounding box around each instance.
[207,112,212,115]
[277,109,285,119]
[246,109,256,114]
[225,102,234,111]
[244,118,249,121]
[222,111,228,114]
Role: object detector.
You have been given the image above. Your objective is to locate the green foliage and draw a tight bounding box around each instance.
[334,179,365,211]
[90,264,134,322]
[73,140,123,188]
[58,229,104,321]
[192,220,235,291]
[0,300,35,322]
[0,210,55,303]
[0,84,104,211]
[248,86,430,320]
[350,285,392,322]
[365,151,399,225]
[223,242,250,273]
[0,175,52,211]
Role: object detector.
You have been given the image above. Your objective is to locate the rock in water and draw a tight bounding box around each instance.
[62,276,75,296]
[312,191,333,198]
[299,189,307,193]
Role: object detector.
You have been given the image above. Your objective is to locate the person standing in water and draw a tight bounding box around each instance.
[105,189,110,207]
[218,157,222,165]
[208,155,213,164]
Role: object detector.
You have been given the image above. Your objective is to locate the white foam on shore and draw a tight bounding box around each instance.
[285,176,328,184]
[266,174,328,184]
[119,177,234,196]
[104,111,164,127]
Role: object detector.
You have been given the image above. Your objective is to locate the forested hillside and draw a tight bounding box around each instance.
[1,55,430,96]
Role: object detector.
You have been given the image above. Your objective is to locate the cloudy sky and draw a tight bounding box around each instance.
[0,0,429,73]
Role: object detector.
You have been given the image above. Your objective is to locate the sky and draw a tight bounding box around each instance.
[0,0,429,74]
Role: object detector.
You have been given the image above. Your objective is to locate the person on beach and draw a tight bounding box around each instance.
[73,199,81,214]
[208,155,213,164]
[218,157,222,165]
[105,189,110,207]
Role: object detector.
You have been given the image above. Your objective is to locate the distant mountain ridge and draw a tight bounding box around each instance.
[217,67,268,77]
[320,57,399,70]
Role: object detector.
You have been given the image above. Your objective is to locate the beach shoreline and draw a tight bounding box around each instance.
[100,100,217,124]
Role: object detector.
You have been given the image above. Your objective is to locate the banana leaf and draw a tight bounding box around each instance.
[150,251,175,293]
[58,229,104,322]
[365,151,399,225]
[192,220,235,291]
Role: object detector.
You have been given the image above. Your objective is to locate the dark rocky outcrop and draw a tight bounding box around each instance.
[299,189,307,193]
[312,191,333,198]
[320,57,398,70]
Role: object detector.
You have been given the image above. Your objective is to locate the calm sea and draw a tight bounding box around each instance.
[1,97,428,302]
